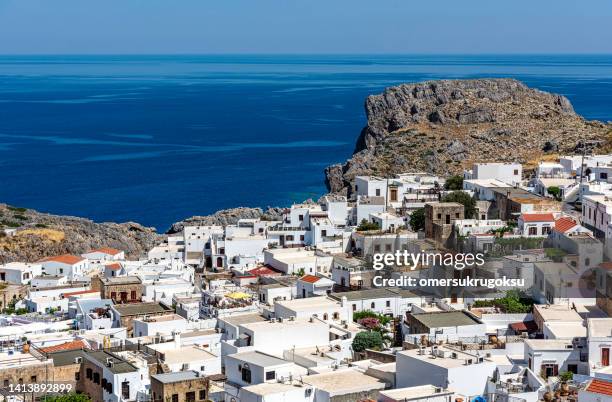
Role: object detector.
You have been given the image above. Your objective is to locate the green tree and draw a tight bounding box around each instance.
[547,186,562,201]
[352,331,384,352]
[43,393,91,402]
[409,208,425,232]
[357,219,380,231]
[442,191,476,219]
[444,175,464,191]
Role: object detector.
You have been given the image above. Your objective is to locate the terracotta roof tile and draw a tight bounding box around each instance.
[105,263,122,271]
[300,275,321,283]
[585,378,612,396]
[39,340,87,353]
[599,262,612,270]
[554,217,577,233]
[89,247,122,256]
[39,254,85,265]
[521,213,555,222]
[247,265,281,277]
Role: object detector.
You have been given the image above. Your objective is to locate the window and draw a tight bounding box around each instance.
[333,312,339,320]
[86,368,93,380]
[445,214,451,224]
[375,189,381,196]
[299,214,304,221]
[286,235,294,241]
[186,391,195,402]
[386,300,391,308]
[199,390,206,400]
[93,373,100,384]
[300,235,304,241]
[374,245,380,252]
[514,169,519,175]
[371,302,375,309]
[455,213,460,218]
[130,290,137,300]
[528,227,537,236]
[59,268,63,274]
[75,372,80,381]
[385,244,392,252]
[321,230,327,237]
[121,381,130,400]
[542,226,551,235]
[172,394,179,402]
[437,213,442,219]
[352,304,357,311]
[3,380,8,387]
[241,364,252,383]
[106,383,113,394]
[265,371,276,381]
[585,258,591,266]
[219,247,225,255]
[601,172,608,180]
[111,292,117,300]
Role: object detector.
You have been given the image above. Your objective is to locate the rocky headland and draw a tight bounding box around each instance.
[325,78,612,195]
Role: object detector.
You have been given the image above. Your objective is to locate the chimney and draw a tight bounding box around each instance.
[173,330,181,348]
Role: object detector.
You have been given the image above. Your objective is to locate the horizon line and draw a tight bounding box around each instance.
[0,52,612,57]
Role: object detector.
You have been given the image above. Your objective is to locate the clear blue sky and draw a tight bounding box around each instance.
[1,0,611,54]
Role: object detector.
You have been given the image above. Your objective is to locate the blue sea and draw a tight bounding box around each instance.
[1,55,612,231]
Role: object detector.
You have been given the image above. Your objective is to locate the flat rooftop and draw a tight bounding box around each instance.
[241,382,305,396]
[544,321,586,339]
[228,351,288,367]
[380,385,454,400]
[151,370,204,384]
[533,304,583,322]
[410,310,482,329]
[302,368,387,396]
[112,302,172,316]
[329,287,418,302]
[99,275,142,285]
[136,313,185,323]
[218,313,267,326]
[398,346,492,369]
[160,346,216,364]
[525,339,574,351]
[275,296,340,312]
[86,350,138,374]
[588,318,612,338]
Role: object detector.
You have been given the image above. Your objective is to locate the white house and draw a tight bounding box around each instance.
[525,339,584,377]
[396,346,496,397]
[224,351,307,388]
[296,275,335,298]
[82,247,125,262]
[0,262,42,284]
[132,314,188,337]
[466,162,523,186]
[39,254,89,280]
[587,318,612,375]
[274,296,349,323]
[518,213,556,237]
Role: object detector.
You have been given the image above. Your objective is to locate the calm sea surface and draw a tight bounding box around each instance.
[1,55,611,230]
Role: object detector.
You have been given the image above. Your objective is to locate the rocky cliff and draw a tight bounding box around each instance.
[325,78,612,194]
[0,204,162,263]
